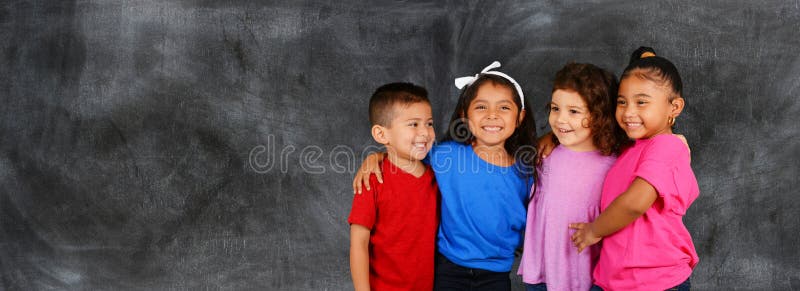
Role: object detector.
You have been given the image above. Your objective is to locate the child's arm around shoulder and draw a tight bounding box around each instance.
[536,131,557,161]
[352,152,386,194]
[674,134,690,155]
[569,134,689,252]
[570,177,658,252]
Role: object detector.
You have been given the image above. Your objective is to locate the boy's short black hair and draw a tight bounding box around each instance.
[369,82,430,127]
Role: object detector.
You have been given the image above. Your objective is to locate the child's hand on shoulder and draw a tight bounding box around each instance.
[352,152,386,194]
[673,134,691,162]
[674,134,689,152]
[536,131,557,163]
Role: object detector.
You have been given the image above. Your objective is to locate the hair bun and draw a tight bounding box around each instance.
[629,46,657,65]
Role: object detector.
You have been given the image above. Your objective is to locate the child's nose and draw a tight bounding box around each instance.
[417,127,430,136]
[623,105,637,116]
[556,111,568,123]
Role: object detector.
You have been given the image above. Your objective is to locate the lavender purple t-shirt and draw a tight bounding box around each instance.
[518,145,616,291]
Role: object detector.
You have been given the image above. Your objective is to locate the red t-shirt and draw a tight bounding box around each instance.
[348,158,439,291]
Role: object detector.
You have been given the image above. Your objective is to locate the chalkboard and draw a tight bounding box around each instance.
[1,1,798,290]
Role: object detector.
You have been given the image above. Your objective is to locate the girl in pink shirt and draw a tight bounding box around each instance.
[518,63,628,291]
[570,47,699,291]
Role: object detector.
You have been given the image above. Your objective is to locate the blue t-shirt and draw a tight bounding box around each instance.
[428,141,533,272]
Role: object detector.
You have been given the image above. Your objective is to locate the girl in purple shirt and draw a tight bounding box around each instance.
[518,63,628,291]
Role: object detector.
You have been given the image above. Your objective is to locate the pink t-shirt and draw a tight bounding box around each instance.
[594,134,699,291]
[518,145,616,291]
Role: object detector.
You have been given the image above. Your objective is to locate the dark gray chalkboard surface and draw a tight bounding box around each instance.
[2,1,798,290]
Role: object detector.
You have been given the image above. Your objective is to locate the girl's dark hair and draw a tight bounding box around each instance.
[552,63,628,155]
[622,47,683,100]
[441,74,538,177]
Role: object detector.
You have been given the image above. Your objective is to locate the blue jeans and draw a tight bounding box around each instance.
[434,252,510,291]
[525,283,547,291]
[590,278,691,291]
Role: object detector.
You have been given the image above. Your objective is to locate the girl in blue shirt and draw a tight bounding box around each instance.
[354,62,537,291]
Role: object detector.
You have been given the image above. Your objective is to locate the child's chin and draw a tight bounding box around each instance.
[411,151,429,160]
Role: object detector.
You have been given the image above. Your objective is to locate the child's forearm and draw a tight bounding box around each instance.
[353,152,387,194]
[350,225,371,291]
[590,178,658,237]
[536,131,557,159]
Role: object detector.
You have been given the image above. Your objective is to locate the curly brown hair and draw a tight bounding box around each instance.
[552,63,629,155]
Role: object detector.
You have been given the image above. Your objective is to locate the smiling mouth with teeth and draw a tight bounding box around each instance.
[482,126,502,132]
[412,141,429,150]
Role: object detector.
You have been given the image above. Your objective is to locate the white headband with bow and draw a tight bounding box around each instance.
[454,61,525,110]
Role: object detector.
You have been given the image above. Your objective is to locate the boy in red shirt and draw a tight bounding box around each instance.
[348,83,439,291]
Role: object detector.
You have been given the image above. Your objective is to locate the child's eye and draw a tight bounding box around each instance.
[549,106,559,112]
[501,106,511,110]
[617,99,627,106]
[409,122,418,127]
[474,105,486,110]
[637,100,648,105]
[569,109,579,114]
[426,121,434,127]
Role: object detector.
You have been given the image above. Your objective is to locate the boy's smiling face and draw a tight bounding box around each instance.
[373,102,435,165]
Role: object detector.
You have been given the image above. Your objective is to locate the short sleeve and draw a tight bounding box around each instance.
[634,135,697,215]
[347,175,380,229]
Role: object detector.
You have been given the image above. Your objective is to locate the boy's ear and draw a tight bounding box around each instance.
[670,97,685,117]
[371,125,390,145]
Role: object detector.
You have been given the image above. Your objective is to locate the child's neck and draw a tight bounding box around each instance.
[471,141,514,167]
[562,142,599,152]
[385,153,427,178]
[641,129,674,140]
